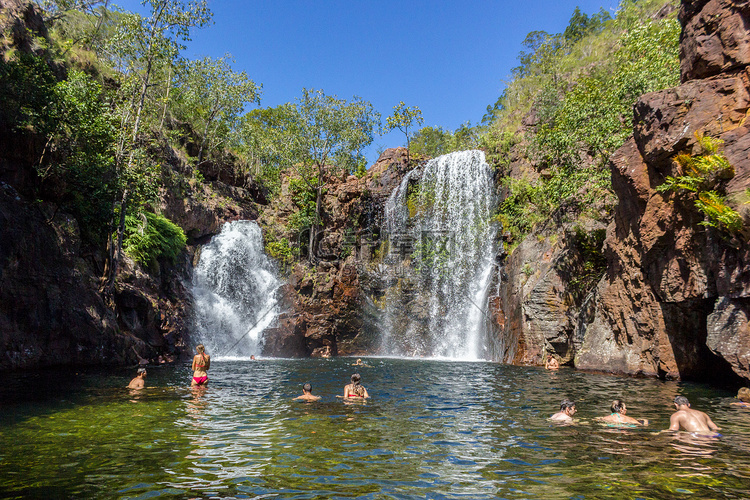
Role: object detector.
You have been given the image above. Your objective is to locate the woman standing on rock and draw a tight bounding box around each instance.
[191,344,211,387]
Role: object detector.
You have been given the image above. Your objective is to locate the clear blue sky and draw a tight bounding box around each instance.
[114,0,621,164]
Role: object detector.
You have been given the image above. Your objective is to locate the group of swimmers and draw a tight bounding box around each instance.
[294,373,370,401]
[127,347,747,432]
[127,347,371,401]
[549,396,723,434]
[129,344,212,389]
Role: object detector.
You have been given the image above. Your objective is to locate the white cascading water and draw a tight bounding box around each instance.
[191,221,281,359]
[381,150,497,360]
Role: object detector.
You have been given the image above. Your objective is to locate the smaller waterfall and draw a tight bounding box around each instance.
[381,150,497,360]
[191,221,281,359]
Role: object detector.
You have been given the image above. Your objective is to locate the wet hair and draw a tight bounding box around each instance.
[610,399,625,413]
[196,344,205,354]
[350,373,365,396]
[560,399,576,411]
[137,368,146,375]
[303,383,312,392]
[674,396,690,406]
[737,387,750,403]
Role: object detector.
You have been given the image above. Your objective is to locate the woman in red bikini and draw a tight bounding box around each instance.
[343,373,369,399]
[191,344,210,387]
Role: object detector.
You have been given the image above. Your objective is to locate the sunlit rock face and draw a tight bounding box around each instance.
[575,0,750,382]
[379,150,498,360]
[260,148,414,358]
[679,0,750,82]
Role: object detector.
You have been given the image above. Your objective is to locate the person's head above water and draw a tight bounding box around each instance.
[303,383,312,393]
[351,373,361,385]
[137,367,147,376]
[610,399,626,414]
[196,344,205,354]
[674,395,690,407]
[560,399,576,412]
[737,387,750,403]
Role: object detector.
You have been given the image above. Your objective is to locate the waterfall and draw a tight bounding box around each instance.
[380,150,497,360]
[191,221,281,359]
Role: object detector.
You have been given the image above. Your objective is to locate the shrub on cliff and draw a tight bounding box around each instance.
[656,134,743,234]
[487,0,680,248]
[122,211,187,268]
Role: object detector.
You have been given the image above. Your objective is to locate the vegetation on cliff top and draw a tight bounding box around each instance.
[2,0,682,277]
[486,0,681,250]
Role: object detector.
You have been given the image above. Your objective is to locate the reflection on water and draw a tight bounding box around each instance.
[1,359,749,499]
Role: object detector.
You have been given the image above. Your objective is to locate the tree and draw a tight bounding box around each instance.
[411,126,451,158]
[384,101,423,164]
[174,54,261,165]
[101,0,212,294]
[261,89,380,263]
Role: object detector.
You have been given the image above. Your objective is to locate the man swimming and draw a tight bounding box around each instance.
[550,399,576,422]
[668,396,721,433]
[127,367,147,389]
[294,383,320,401]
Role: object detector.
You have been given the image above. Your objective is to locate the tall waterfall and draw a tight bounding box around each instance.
[191,221,281,359]
[381,150,497,360]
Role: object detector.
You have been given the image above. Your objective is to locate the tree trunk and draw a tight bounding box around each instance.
[159,63,172,132]
[308,185,322,264]
[101,187,129,296]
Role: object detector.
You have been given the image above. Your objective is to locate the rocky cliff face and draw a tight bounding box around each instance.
[495,0,750,383]
[576,0,750,382]
[0,0,265,369]
[260,149,412,357]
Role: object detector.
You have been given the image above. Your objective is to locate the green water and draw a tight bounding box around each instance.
[1,358,749,499]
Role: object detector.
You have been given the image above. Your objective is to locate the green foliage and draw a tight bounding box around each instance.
[410,122,480,158]
[411,234,451,276]
[264,235,295,264]
[0,53,58,134]
[0,50,117,243]
[173,54,261,164]
[498,167,610,246]
[384,101,423,158]
[122,211,186,266]
[521,263,533,277]
[486,0,679,248]
[405,182,436,218]
[45,70,118,240]
[287,176,316,232]
[695,191,743,233]
[410,126,452,157]
[567,226,607,299]
[657,135,742,234]
[533,17,681,171]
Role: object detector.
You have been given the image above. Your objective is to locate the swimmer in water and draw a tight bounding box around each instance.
[294,383,320,401]
[731,387,750,408]
[597,399,648,426]
[668,396,720,434]
[352,358,370,367]
[545,357,559,370]
[342,373,369,399]
[127,367,147,389]
[550,399,576,422]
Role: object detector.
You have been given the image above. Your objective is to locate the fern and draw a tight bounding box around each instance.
[123,212,187,267]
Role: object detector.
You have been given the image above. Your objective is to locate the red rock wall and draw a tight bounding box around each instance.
[575,0,750,382]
